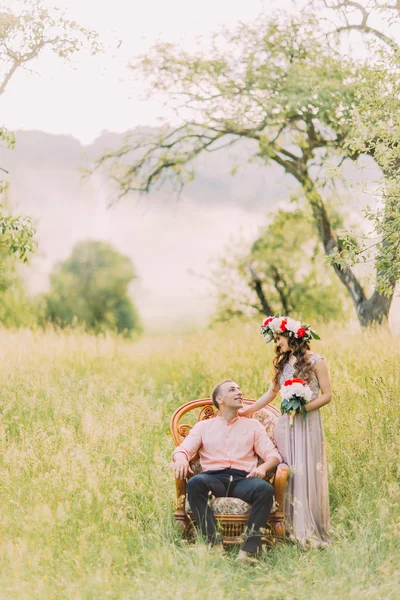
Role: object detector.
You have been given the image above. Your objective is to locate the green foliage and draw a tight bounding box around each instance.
[0,246,41,327]
[44,240,142,336]
[0,0,100,96]
[0,209,35,262]
[0,283,42,327]
[213,207,349,324]
[100,15,358,196]
[99,10,396,325]
[0,219,42,327]
[0,128,36,262]
[327,46,400,293]
[113,295,142,335]
[0,126,14,154]
[318,2,400,296]
[0,1,101,269]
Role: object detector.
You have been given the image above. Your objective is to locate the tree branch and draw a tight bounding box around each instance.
[336,24,399,50]
[246,262,274,315]
[0,40,47,96]
[324,0,400,51]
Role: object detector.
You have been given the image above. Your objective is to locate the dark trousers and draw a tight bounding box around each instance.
[187,468,274,554]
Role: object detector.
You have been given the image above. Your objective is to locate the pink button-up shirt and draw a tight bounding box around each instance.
[172,415,282,472]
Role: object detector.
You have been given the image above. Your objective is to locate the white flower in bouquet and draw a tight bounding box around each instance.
[280,378,312,427]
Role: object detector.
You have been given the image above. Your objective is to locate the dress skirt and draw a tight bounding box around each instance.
[275,409,330,547]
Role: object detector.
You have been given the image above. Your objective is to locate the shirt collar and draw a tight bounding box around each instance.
[216,415,240,425]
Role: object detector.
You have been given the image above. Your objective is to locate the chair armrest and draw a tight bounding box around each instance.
[174,477,187,512]
[272,463,289,512]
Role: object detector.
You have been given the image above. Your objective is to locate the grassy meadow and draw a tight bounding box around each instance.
[0,322,399,599]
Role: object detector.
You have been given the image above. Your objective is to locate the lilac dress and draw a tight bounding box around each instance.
[274,353,330,547]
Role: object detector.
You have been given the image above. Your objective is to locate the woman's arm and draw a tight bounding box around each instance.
[239,382,279,417]
[305,358,332,412]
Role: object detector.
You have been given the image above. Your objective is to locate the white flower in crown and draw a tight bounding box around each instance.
[269,317,281,333]
[285,318,302,334]
[261,314,320,344]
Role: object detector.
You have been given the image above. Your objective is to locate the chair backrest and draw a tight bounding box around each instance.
[170,398,280,447]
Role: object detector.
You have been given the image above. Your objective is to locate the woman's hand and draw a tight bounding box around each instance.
[238,405,255,418]
[239,383,279,417]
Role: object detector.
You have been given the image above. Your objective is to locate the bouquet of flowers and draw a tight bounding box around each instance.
[280,378,312,428]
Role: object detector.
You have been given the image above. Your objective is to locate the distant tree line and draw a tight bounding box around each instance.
[0,240,142,336]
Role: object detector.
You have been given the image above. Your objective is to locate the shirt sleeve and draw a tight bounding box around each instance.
[253,421,282,463]
[172,421,203,462]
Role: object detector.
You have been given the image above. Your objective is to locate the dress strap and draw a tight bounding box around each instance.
[309,353,324,365]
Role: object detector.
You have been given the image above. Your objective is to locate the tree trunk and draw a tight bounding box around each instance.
[357,291,393,326]
[269,265,291,315]
[246,262,274,315]
[299,172,393,326]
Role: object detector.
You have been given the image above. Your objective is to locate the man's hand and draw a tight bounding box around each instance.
[170,457,194,480]
[248,457,280,480]
[246,465,268,479]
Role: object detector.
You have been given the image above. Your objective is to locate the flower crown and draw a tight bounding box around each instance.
[261,315,320,344]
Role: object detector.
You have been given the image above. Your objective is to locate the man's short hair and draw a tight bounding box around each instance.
[211,379,234,409]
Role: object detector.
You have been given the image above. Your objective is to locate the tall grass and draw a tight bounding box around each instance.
[0,323,398,599]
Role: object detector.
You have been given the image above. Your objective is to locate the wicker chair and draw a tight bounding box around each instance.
[170,398,289,546]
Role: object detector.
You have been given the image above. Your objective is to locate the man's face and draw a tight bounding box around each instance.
[217,381,243,409]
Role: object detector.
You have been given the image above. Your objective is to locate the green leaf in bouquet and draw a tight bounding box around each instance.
[280,400,292,414]
[281,399,298,413]
[289,399,300,410]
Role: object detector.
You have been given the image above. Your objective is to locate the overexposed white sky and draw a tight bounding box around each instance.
[2,0,398,143]
[2,0,302,143]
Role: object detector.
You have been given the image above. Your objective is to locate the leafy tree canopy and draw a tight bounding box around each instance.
[44,241,142,336]
[98,11,396,325]
[213,206,349,325]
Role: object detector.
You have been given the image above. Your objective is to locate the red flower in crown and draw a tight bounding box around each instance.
[262,317,274,327]
[297,327,307,338]
[280,319,287,332]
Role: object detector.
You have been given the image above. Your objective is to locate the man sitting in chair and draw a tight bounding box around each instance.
[170,379,282,561]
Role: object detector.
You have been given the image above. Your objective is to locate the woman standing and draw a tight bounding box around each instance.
[240,316,332,548]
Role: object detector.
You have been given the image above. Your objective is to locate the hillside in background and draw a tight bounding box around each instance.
[0,129,291,328]
[1,129,398,329]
